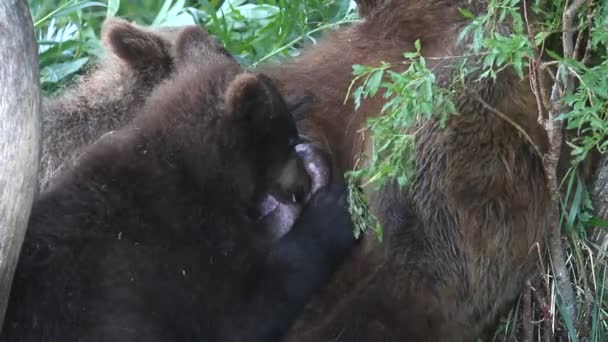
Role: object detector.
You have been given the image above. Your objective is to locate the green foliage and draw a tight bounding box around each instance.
[560,59,608,163]
[347,40,456,190]
[30,0,105,92]
[345,41,456,239]
[201,0,359,66]
[457,0,533,79]
[28,0,358,93]
[347,181,382,241]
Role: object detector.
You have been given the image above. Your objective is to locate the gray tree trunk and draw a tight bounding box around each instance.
[0,0,41,329]
[592,156,608,253]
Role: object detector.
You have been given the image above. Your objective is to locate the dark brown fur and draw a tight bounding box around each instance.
[354,0,386,17]
[3,26,355,341]
[39,19,182,190]
[256,1,552,340]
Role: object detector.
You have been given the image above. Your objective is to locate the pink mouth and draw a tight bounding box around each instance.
[256,143,331,240]
[259,194,279,217]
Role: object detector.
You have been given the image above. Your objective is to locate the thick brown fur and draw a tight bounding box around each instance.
[256,1,552,340]
[3,26,355,341]
[354,0,386,17]
[39,19,186,190]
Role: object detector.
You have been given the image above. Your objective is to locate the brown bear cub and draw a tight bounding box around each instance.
[1,26,355,342]
[39,19,309,194]
[40,19,188,190]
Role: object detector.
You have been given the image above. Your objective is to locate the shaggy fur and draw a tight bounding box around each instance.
[259,1,551,340]
[2,26,355,342]
[39,19,184,190]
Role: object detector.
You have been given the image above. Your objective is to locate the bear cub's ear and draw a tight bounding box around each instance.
[102,18,170,68]
[224,73,278,126]
[173,25,232,67]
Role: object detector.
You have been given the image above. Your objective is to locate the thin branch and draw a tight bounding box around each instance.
[540,0,589,329]
[523,0,546,123]
[538,70,553,113]
[252,18,360,67]
[563,0,588,61]
[545,62,576,332]
[581,2,596,65]
[573,6,587,62]
[541,61,561,69]
[572,0,594,65]
[532,285,554,342]
[530,242,554,341]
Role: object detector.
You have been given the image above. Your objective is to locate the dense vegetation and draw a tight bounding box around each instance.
[27,0,608,340]
[29,0,358,93]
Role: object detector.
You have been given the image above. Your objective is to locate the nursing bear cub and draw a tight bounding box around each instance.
[1,26,354,342]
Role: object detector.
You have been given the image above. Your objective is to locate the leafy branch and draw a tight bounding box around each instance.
[345,40,456,239]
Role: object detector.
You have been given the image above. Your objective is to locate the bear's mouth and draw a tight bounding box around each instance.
[258,194,281,217]
[255,142,331,240]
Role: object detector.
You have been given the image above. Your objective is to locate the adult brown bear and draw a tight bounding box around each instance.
[266,1,551,341]
[1,26,355,342]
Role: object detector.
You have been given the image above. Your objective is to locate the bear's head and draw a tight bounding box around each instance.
[126,25,311,226]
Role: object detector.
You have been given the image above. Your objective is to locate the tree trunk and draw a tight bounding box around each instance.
[0,0,41,329]
[592,156,608,253]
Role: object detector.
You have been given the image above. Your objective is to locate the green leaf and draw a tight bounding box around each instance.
[160,12,196,26]
[219,0,247,13]
[512,54,525,79]
[41,57,89,85]
[352,64,367,75]
[34,1,107,27]
[565,177,583,232]
[366,69,385,97]
[234,4,279,22]
[589,217,608,228]
[556,298,579,342]
[152,0,189,27]
[458,7,476,19]
[545,49,563,61]
[106,0,119,17]
[403,51,418,59]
